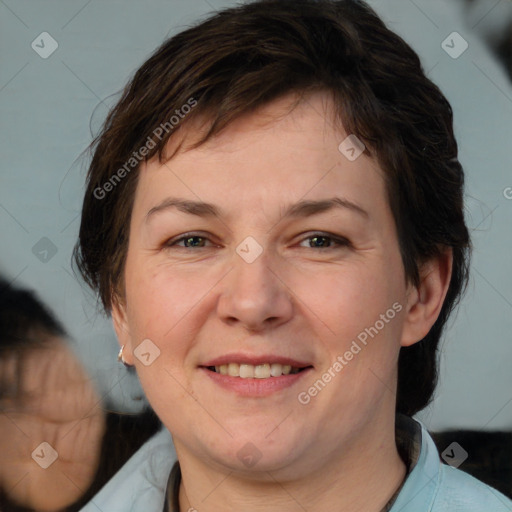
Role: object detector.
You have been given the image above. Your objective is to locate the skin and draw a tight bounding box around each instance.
[0,336,105,511]
[113,91,452,512]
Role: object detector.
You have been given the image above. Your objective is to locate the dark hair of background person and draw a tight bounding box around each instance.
[0,278,66,351]
[0,278,162,511]
[73,0,472,418]
[0,277,66,403]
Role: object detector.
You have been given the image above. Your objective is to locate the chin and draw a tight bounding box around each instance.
[204,431,307,474]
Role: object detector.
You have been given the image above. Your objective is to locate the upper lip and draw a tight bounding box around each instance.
[201,353,313,368]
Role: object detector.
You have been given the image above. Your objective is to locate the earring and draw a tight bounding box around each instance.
[117,345,133,367]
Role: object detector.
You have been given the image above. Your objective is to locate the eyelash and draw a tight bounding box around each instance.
[165,232,351,250]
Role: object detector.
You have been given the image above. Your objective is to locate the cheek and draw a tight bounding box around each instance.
[305,262,402,333]
[123,266,197,413]
[303,262,406,389]
[124,258,213,354]
[308,265,405,394]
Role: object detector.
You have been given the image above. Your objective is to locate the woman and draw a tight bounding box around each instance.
[74,1,512,510]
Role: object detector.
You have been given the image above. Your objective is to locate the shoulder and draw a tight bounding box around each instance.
[390,415,512,512]
[431,463,512,511]
[79,426,176,512]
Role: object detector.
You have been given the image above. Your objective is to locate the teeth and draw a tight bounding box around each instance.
[228,363,239,377]
[254,364,270,378]
[214,363,302,378]
[239,364,255,378]
[270,363,283,377]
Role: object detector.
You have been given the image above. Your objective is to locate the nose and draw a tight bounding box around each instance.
[216,248,294,333]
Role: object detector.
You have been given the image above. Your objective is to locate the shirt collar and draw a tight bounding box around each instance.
[387,414,441,512]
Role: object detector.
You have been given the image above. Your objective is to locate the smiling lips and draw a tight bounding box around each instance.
[202,361,312,396]
[208,362,304,378]
[201,355,312,380]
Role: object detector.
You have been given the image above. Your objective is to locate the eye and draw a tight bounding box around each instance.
[165,233,215,249]
[298,232,351,249]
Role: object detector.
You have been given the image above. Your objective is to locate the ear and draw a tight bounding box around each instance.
[400,248,453,348]
[111,298,135,365]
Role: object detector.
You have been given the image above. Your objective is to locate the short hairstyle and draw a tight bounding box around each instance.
[74,0,471,416]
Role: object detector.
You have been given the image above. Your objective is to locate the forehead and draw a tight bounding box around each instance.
[133,91,389,223]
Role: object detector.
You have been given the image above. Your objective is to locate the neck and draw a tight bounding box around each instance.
[175,416,407,512]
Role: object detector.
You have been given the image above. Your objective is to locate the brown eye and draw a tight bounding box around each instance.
[299,233,350,249]
[180,236,206,248]
[165,233,213,248]
[309,235,332,248]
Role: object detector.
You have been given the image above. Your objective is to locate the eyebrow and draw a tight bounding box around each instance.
[145,196,369,222]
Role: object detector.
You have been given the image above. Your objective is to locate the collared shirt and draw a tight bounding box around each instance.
[80,415,512,512]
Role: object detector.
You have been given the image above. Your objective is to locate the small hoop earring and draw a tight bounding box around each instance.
[117,345,133,367]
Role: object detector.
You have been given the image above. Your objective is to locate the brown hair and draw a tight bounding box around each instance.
[74,0,471,416]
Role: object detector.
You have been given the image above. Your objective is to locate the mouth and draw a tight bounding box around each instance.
[204,363,311,378]
[199,355,313,396]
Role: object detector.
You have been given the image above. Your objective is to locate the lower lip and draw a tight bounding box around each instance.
[200,367,312,397]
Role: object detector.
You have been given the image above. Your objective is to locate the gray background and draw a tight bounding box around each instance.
[1,0,511,430]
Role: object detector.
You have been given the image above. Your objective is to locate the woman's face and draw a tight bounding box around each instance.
[113,91,423,478]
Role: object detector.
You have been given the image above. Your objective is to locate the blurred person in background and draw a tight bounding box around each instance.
[0,277,106,510]
[0,278,161,511]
